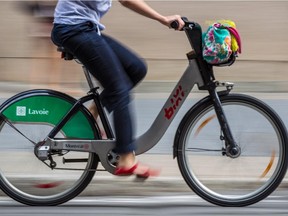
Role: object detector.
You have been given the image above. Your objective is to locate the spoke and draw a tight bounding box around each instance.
[187,147,223,152]
[0,113,36,145]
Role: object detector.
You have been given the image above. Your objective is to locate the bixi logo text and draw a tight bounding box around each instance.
[16,106,49,116]
[164,85,185,120]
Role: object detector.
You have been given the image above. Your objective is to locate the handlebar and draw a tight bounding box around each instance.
[170,20,180,30]
[170,17,195,30]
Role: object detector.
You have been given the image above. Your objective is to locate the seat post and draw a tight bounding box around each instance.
[82,65,95,90]
[56,46,96,90]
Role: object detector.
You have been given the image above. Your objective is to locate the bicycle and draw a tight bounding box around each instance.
[0,18,287,207]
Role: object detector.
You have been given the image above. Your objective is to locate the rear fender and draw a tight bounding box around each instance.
[0,89,98,139]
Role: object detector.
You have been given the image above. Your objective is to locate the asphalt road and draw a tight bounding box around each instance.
[0,190,288,215]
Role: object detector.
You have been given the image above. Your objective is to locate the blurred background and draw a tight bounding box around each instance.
[0,0,287,95]
[0,1,288,210]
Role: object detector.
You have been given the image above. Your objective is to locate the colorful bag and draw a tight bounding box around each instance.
[202,20,241,65]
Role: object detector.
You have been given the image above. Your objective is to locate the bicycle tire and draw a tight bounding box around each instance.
[175,93,288,207]
[0,89,100,206]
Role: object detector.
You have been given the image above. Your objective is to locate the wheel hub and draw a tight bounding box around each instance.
[227,145,241,158]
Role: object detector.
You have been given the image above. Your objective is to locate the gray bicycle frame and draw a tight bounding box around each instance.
[48,57,204,173]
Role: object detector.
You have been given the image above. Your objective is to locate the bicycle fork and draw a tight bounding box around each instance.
[208,83,241,158]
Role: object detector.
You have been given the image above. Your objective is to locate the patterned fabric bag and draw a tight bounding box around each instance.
[202,20,241,65]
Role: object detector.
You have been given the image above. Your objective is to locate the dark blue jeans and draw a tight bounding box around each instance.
[51,21,147,154]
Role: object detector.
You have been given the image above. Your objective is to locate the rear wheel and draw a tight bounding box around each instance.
[0,90,100,206]
[176,93,288,207]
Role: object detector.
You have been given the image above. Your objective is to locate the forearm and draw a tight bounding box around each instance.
[118,0,184,30]
[119,0,166,24]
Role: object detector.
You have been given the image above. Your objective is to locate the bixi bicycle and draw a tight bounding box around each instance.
[0,18,287,207]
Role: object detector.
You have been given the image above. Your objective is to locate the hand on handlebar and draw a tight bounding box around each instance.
[170,17,187,31]
[161,15,185,31]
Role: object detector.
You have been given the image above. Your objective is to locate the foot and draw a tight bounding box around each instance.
[115,162,160,178]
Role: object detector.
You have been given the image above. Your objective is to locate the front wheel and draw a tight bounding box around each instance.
[175,93,288,207]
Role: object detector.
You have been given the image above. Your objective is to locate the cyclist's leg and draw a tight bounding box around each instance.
[101,34,147,87]
[97,35,160,176]
[87,34,147,122]
[63,28,136,154]
[53,22,135,153]
[52,22,158,176]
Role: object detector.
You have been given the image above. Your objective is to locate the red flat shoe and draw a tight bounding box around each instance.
[114,163,138,176]
[114,163,160,178]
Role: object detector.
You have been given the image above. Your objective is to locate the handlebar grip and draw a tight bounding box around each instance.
[170,20,179,30]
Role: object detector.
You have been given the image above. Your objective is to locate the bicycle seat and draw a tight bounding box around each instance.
[57,46,74,61]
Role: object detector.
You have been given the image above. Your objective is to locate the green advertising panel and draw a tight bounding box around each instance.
[2,95,94,139]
